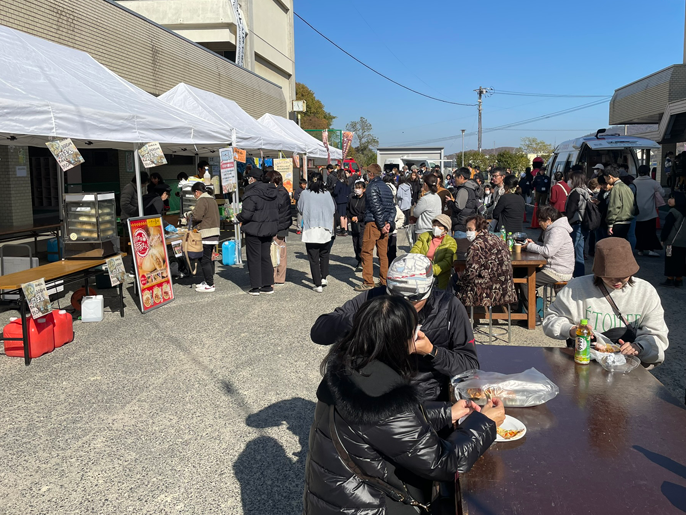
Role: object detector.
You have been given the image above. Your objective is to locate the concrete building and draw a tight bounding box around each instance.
[376,147,446,172]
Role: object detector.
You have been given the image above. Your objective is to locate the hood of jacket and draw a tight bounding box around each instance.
[320,357,418,426]
[244,180,277,202]
[463,179,478,191]
[548,216,573,234]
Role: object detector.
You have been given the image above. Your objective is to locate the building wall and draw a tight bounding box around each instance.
[0,146,33,230]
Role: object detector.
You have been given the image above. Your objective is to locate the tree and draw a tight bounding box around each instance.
[346,117,379,166]
[495,150,530,173]
[296,83,335,130]
[520,137,554,160]
[460,150,496,171]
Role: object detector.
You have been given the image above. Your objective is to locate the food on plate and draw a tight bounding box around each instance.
[153,287,162,304]
[594,342,620,353]
[143,291,153,308]
[497,427,524,440]
[162,283,171,300]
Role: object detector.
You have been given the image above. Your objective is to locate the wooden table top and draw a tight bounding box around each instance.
[455,249,547,267]
[0,223,62,237]
[0,253,127,291]
[458,345,686,515]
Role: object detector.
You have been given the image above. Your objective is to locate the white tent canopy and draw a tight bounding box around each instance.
[257,114,342,160]
[0,25,230,153]
[159,83,306,154]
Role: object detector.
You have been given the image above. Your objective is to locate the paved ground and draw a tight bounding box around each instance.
[0,224,683,514]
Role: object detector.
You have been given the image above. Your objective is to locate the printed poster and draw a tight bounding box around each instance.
[127,216,174,313]
[21,279,51,319]
[45,139,85,171]
[106,255,126,287]
[234,148,247,163]
[220,147,237,193]
[274,158,294,194]
[293,154,300,169]
[321,130,331,164]
[342,131,354,159]
[137,142,168,168]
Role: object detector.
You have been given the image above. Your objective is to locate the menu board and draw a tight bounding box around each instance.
[21,279,51,319]
[234,148,246,163]
[274,158,294,194]
[137,142,168,168]
[220,147,237,193]
[45,138,85,171]
[106,255,126,287]
[127,216,174,313]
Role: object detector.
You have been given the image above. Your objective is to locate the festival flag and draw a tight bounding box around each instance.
[342,131,354,160]
[321,130,331,164]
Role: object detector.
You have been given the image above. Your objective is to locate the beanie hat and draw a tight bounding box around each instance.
[432,214,452,232]
[592,238,639,278]
[386,254,434,301]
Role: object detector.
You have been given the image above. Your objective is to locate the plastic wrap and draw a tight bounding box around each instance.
[598,354,640,374]
[452,368,559,407]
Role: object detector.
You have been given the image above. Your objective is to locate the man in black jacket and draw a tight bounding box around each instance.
[446,168,479,239]
[355,163,396,291]
[312,254,478,402]
[236,168,279,295]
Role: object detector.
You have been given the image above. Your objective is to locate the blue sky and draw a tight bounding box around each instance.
[294,0,685,154]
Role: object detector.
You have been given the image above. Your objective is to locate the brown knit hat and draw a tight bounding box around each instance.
[432,214,452,232]
[592,238,639,277]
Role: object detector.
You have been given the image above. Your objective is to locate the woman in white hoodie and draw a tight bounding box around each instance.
[543,238,669,366]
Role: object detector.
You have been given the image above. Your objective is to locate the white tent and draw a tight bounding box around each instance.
[0,25,230,153]
[257,114,342,160]
[159,83,306,154]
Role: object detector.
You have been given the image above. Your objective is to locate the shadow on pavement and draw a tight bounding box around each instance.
[633,445,686,512]
[234,397,315,515]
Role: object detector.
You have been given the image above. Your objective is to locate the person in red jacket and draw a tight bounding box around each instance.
[550,171,571,214]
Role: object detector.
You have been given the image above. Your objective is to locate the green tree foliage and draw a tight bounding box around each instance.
[296,83,336,130]
[461,150,496,171]
[520,137,554,161]
[496,150,531,173]
[346,117,379,166]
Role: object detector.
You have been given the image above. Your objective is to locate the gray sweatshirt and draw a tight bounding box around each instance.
[413,192,443,234]
[525,217,574,281]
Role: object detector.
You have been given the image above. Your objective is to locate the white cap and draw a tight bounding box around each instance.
[386,254,434,301]
[593,164,605,170]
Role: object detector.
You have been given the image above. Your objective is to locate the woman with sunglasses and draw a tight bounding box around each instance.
[304,295,504,514]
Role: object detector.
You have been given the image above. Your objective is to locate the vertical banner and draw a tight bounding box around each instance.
[220,147,237,194]
[127,216,174,313]
[292,154,300,170]
[274,158,294,194]
[321,130,331,164]
[342,131,354,160]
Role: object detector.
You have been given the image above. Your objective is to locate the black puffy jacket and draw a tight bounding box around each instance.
[311,288,479,402]
[275,184,292,236]
[364,177,396,230]
[303,357,496,514]
[237,181,279,237]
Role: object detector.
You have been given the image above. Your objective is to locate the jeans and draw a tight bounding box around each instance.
[571,223,589,278]
[245,234,274,289]
[453,230,468,239]
[628,218,637,251]
[306,242,330,287]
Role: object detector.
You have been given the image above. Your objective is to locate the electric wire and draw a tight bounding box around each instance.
[494,89,612,98]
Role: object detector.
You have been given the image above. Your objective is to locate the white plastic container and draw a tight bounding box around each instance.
[81,295,104,322]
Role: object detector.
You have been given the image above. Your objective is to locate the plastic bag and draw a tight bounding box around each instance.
[452,368,559,407]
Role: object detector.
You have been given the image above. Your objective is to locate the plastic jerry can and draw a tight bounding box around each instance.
[47,238,60,262]
[50,310,74,347]
[3,317,55,358]
[222,240,236,266]
[81,296,104,322]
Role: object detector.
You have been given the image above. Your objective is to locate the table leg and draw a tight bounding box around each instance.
[33,232,38,257]
[527,266,537,330]
[20,290,31,366]
[119,284,124,317]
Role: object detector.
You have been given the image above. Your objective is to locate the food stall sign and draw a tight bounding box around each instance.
[137,142,168,168]
[274,158,293,194]
[127,215,175,313]
[45,138,85,171]
[220,147,237,193]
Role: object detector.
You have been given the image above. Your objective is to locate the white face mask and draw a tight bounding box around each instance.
[466,230,477,242]
[432,226,444,238]
[354,189,363,196]
[484,190,490,196]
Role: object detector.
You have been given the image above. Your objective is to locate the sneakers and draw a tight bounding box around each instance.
[248,288,261,296]
[313,286,323,293]
[196,284,215,293]
[354,283,374,292]
[195,281,207,291]
[321,278,328,287]
[260,286,275,295]
[647,250,660,257]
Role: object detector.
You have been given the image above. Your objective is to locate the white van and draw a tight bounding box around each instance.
[547,129,660,178]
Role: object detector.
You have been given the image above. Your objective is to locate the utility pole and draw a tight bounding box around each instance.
[474,86,492,154]
[461,129,465,167]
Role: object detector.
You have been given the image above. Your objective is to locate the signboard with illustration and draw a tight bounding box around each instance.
[274,158,293,194]
[45,139,85,171]
[21,279,51,319]
[127,216,174,313]
[137,142,168,168]
[106,255,126,287]
[220,147,237,193]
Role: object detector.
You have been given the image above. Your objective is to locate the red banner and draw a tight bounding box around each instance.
[342,131,354,160]
[293,153,300,169]
[127,216,174,313]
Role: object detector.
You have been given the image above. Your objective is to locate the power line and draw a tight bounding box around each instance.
[294,12,476,107]
[494,89,612,98]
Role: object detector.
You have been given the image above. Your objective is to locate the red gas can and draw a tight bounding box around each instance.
[3,317,55,358]
[49,310,74,348]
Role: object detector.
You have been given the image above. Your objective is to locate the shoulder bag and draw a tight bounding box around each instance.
[182,215,204,273]
[328,405,431,513]
[598,283,637,344]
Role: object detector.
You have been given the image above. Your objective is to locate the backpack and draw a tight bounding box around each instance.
[582,199,601,231]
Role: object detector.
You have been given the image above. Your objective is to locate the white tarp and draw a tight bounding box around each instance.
[159,83,306,153]
[258,114,342,160]
[0,25,230,152]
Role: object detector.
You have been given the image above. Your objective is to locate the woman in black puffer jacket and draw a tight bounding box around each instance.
[304,295,502,515]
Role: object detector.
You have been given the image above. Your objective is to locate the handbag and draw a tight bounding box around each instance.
[328,405,431,513]
[598,283,637,344]
[666,214,686,258]
[270,240,281,267]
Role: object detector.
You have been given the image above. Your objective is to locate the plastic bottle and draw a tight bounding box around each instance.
[574,319,591,365]
[203,169,212,185]
[500,225,506,242]
[507,232,514,251]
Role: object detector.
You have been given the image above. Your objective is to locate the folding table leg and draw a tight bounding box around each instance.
[488,306,493,344]
[119,284,124,317]
[527,267,537,330]
[20,290,30,366]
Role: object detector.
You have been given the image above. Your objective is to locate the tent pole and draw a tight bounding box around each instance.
[304,153,308,180]
[133,143,144,217]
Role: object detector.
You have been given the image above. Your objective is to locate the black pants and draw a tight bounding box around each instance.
[635,219,662,251]
[245,234,274,289]
[306,242,330,287]
[402,209,411,227]
[200,244,215,286]
[387,233,397,264]
[611,223,631,240]
[351,222,365,264]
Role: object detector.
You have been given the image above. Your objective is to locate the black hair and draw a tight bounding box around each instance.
[150,172,164,183]
[133,171,149,184]
[423,174,439,194]
[326,164,334,170]
[322,295,418,379]
[638,164,650,176]
[191,182,207,193]
[299,178,308,185]
[503,174,519,192]
[457,167,471,180]
[382,174,394,183]
[354,180,366,189]
[570,172,587,190]
[537,204,562,223]
[266,170,282,186]
[554,171,564,181]
[465,215,490,232]
[492,167,505,176]
[433,170,444,182]
[338,170,347,181]
[307,172,326,193]
[197,160,210,170]
[176,172,188,181]
[593,276,635,288]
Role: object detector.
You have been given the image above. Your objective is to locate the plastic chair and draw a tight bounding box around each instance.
[543,281,568,316]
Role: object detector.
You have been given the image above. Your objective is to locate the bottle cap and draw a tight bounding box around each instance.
[580,319,588,326]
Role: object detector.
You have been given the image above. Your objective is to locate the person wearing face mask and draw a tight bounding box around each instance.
[410,215,457,290]
[544,238,669,366]
[347,180,367,271]
[482,185,493,208]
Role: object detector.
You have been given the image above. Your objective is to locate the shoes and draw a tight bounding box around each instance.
[535,314,543,326]
[355,266,362,272]
[313,286,323,293]
[260,286,274,295]
[637,251,644,256]
[274,282,286,286]
[321,278,328,287]
[296,230,302,235]
[248,288,261,296]
[661,279,674,287]
[196,284,215,293]
[354,283,374,291]
[647,250,660,257]
[195,281,208,291]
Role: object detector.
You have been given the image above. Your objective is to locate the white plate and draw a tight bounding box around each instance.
[495,415,527,442]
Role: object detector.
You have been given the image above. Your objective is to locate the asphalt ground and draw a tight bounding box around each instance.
[0,222,683,514]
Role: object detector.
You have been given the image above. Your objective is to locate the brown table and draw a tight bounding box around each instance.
[457,345,686,515]
[0,223,62,258]
[454,250,547,330]
[0,254,127,365]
